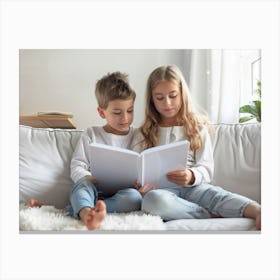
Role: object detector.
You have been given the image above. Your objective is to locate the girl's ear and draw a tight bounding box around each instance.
[97,107,106,119]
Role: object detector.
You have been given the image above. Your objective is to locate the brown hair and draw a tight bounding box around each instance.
[95,71,136,109]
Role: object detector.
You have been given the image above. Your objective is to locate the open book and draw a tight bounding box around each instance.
[89,140,189,196]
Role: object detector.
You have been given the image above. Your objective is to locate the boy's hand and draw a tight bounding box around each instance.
[85,175,98,185]
[166,169,195,186]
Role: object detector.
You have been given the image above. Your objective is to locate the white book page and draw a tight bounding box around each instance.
[89,141,189,195]
[89,143,139,196]
[140,140,189,188]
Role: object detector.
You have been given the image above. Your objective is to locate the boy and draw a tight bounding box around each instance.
[29,72,142,230]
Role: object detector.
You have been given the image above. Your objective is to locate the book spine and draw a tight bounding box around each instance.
[138,155,144,186]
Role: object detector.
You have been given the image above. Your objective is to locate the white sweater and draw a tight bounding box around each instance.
[131,126,214,186]
[70,126,136,183]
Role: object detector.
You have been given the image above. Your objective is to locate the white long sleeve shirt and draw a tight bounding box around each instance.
[70,126,136,183]
[131,126,214,186]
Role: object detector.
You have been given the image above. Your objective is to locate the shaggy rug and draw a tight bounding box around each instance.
[19,205,166,231]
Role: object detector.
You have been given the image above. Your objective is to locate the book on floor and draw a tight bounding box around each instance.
[89,140,189,196]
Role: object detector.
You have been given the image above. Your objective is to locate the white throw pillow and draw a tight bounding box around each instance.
[19,126,83,208]
[211,123,261,203]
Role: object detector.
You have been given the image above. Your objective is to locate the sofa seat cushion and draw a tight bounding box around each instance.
[165,217,256,231]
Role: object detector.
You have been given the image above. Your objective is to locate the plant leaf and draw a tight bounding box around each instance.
[256,80,261,99]
[239,104,258,116]
[239,116,255,123]
[253,100,261,115]
[239,79,261,123]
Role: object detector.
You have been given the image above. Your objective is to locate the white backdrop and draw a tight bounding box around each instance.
[20,48,261,128]
[19,49,191,129]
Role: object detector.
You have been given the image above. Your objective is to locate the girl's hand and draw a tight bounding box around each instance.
[166,169,195,186]
[134,180,157,196]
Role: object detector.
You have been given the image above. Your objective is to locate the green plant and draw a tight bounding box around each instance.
[239,80,261,123]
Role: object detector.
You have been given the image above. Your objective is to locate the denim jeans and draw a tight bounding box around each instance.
[67,177,142,218]
[141,183,254,221]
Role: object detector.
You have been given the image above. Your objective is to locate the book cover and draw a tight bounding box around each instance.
[37,111,73,117]
[89,140,189,196]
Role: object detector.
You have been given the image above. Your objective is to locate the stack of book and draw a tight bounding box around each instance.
[19,111,76,129]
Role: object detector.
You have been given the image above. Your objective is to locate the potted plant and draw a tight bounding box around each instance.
[239,80,261,123]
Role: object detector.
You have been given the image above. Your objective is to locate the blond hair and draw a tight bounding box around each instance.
[140,65,209,151]
[95,71,136,109]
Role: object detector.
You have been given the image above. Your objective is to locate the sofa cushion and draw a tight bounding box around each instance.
[210,123,261,203]
[19,126,83,208]
[165,217,256,231]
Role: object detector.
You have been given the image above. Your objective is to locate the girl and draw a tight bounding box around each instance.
[134,65,261,230]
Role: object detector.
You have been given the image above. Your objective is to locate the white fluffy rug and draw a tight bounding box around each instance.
[19,205,166,231]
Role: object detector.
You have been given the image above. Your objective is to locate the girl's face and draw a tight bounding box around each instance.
[151,80,182,126]
[98,98,134,135]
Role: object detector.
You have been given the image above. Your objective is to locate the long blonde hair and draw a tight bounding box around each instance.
[140,65,209,151]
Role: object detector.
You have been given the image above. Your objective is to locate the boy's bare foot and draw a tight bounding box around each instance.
[28,198,44,207]
[79,200,106,230]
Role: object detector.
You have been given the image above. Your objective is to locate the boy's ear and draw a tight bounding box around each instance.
[97,107,106,119]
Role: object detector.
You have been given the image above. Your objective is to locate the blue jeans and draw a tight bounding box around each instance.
[142,183,254,221]
[67,177,142,218]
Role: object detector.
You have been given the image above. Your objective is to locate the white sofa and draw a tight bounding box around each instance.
[19,123,261,231]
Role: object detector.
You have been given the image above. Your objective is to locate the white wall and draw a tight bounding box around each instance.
[19,49,191,129]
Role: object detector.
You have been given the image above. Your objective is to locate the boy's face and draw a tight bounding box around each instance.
[98,98,134,135]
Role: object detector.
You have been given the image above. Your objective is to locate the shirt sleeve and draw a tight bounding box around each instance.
[130,128,145,153]
[189,127,214,186]
[70,130,93,183]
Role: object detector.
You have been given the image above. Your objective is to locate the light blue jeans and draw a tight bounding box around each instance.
[142,183,254,221]
[67,177,142,218]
